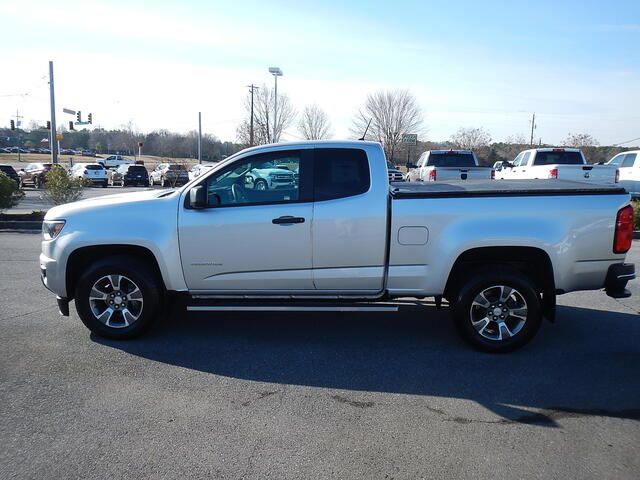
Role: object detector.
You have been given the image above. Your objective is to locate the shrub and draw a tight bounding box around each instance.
[633,201,640,231]
[0,172,25,212]
[42,166,89,206]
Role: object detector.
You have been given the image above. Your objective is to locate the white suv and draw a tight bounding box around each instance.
[70,163,108,187]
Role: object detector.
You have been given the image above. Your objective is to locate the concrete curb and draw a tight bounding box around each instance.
[635,231,640,240]
[0,220,42,231]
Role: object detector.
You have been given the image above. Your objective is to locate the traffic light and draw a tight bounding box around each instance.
[10,120,15,130]
[76,111,81,123]
[88,113,92,124]
[46,121,51,130]
[69,121,75,131]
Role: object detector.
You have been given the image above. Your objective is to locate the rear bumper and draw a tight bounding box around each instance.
[604,263,635,298]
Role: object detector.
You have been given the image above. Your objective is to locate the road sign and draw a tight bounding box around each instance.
[63,108,76,115]
[56,133,63,141]
[402,134,417,145]
[138,142,144,147]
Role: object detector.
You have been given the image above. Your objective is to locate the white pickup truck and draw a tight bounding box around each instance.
[40,141,635,352]
[406,150,493,182]
[98,155,133,169]
[607,150,640,197]
[496,148,619,184]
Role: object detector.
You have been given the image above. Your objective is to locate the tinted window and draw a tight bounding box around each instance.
[85,164,103,170]
[205,151,301,207]
[168,164,185,171]
[622,153,637,168]
[534,151,583,165]
[314,148,370,201]
[0,165,16,174]
[127,165,147,173]
[426,152,476,167]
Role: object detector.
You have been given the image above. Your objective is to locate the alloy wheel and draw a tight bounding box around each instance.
[88,274,144,328]
[469,285,528,341]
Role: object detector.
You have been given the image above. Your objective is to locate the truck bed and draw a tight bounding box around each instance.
[391,179,626,198]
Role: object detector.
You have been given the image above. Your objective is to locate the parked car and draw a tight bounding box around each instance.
[497,148,618,184]
[241,160,296,190]
[81,150,95,157]
[149,163,189,187]
[9,147,30,154]
[406,150,493,182]
[41,140,635,353]
[109,164,150,187]
[18,163,54,188]
[1,147,12,153]
[98,155,133,169]
[607,150,639,197]
[0,164,20,185]
[387,161,405,182]
[70,163,108,187]
[188,163,215,181]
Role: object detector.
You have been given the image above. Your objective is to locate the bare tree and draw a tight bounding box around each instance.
[505,133,527,145]
[236,85,295,145]
[562,133,600,147]
[449,127,492,149]
[351,89,424,161]
[298,104,332,140]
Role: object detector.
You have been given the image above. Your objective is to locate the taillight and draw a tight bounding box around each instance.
[491,170,495,180]
[613,205,634,254]
[428,169,436,181]
[548,168,558,179]
[615,169,620,183]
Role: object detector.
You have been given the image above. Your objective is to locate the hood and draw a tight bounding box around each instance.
[45,189,179,220]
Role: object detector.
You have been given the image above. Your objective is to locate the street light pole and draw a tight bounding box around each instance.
[268,67,283,143]
[198,111,202,164]
[48,60,58,164]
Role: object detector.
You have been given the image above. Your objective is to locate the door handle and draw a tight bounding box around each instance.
[272,216,305,225]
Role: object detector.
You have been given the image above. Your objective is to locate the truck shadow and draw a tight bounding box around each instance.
[93,303,640,427]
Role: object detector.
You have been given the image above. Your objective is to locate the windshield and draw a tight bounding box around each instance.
[427,153,476,167]
[534,151,583,166]
[85,164,103,170]
[127,165,147,172]
[168,165,186,171]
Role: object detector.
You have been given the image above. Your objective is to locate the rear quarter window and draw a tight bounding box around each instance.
[314,148,370,201]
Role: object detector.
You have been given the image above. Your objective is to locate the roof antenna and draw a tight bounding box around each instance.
[358,118,372,141]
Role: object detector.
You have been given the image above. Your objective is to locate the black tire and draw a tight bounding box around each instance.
[74,255,162,339]
[160,176,165,187]
[450,267,542,353]
[34,176,41,189]
[254,179,268,190]
[102,181,108,188]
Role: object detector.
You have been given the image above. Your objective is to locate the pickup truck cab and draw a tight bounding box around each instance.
[406,150,493,182]
[497,148,619,184]
[40,141,635,352]
[607,150,639,197]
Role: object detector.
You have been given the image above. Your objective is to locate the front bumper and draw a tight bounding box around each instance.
[604,263,635,298]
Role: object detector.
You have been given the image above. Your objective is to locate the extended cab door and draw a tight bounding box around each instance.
[311,147,388,292]
[178,149,314,293]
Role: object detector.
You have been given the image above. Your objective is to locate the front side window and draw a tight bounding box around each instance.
[204,151,302,207]
[521,152,531,166]
[608,154,623,166]
[512,153,524,167]
[622,153,637,168]
[314,148,370,201]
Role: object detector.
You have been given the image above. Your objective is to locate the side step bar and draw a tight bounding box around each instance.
[187,305,399,312]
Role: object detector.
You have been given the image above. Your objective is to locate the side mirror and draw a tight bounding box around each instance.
[189,185,207,209]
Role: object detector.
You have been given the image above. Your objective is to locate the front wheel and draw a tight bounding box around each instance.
[74,256,162,339]
[450,268,542,353]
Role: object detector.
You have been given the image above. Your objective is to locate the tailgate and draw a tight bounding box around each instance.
[557,165,617,184]
[435,167,492,181]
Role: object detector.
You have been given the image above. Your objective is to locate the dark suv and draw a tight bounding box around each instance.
[18,163,55,188]
[0,164,20,185]
[109,164,150,187]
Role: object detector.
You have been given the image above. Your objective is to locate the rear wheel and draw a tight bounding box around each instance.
[34,176,42,189]
[450,267,542,353]
[74,256,162,339]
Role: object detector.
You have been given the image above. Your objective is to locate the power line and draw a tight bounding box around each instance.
[612,136,640,147]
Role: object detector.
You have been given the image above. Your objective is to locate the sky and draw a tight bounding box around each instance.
[0,0,639,146]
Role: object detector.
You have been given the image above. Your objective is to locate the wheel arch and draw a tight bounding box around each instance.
[66,244,165,301]
[444,246,556,320]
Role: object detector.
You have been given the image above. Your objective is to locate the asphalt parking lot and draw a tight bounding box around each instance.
[1,233,639,479]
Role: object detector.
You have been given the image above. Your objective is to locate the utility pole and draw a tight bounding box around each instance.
[247,84,258,146]
[14,109,23,163]
[48,61,58,164]
[198,111,202,164]
[529,112,536,146]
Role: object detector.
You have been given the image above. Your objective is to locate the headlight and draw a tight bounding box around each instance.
[42,220,66,240]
